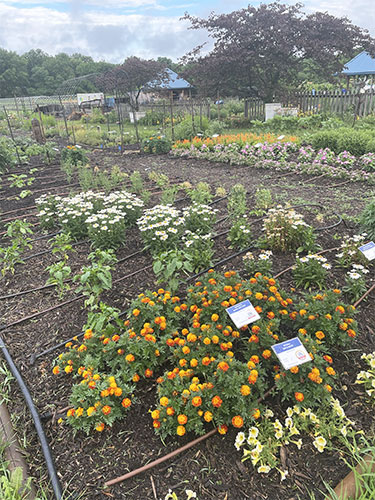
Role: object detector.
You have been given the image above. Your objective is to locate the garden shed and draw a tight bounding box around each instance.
[140,67,192,102]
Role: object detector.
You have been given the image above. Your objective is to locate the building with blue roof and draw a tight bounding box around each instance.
[140,68,193,102]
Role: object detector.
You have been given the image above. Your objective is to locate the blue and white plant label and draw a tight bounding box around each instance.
[271,337,312,370]
[226,299,260,329]
[359,241,375,261]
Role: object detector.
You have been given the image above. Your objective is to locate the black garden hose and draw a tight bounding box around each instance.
[0,334,63,500]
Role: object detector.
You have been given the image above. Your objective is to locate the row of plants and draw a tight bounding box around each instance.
[171,138,375,183]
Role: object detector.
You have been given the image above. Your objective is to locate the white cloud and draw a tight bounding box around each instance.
[0,2,207,62]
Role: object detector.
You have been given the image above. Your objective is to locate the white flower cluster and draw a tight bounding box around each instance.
[336,234,367,260]
[183,230,212,248]
[356,352,375,398]
[259,250,273,261]
[137,204,185,247]
[37,190,143,243]
[297,253,332,270]
[182,203,218,232]
[264,206,309,231]
[347,264,369,280]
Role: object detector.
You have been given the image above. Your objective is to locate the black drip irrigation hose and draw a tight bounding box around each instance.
[0,334,63,500]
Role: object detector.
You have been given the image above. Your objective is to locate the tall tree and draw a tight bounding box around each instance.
[181,3,375,100]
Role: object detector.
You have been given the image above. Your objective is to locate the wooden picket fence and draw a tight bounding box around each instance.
[282,90,375,117]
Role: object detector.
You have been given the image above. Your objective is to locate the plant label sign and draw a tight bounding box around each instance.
[359,241,375,261]
[226,299,260,329]
[271,337,311,371]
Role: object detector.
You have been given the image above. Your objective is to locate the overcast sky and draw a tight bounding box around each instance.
[1,0,375,62]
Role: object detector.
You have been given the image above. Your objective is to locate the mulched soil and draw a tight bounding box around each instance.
[1,140,375,500]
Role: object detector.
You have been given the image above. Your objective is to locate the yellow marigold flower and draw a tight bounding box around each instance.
[166,407,175,416]
[177,425,186,436]
[252,408,261,419]
[72,407,82,418]
[133,309,140,317]
[240,385,251,396]
[203,337,211,345]
[218,424,228,435]
[96,423,105,432]
[52,366,60,375]
[87,406,96,417]
[64,365,73,374]
[160,397,169,407]
[204,411,213,422]
[192,396,202,407]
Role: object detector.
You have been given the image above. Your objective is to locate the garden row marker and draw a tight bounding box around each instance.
[271,338,311,370]
[226,299,260,328]
[359,241,375,261]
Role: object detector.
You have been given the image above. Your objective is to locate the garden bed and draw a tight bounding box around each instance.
[1,149,375,500]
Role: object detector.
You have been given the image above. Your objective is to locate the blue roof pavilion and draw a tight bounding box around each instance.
[342,51,375,76]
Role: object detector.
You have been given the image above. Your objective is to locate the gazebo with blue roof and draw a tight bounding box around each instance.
[342,51,375,86]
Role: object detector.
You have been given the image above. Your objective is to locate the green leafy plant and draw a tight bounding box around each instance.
[142,135,171,154]
[228,216,252,249]
[186,182,213,204]
[343,265,369,302]
[46,261,72,298]
[8,173,34,188]
[0,220,33,276]
[153,248,194,292]
[252,188,273,215]
[292,253,331,290]
[130,170,144,193]
[228,184,247,218]
[73,249,117,309]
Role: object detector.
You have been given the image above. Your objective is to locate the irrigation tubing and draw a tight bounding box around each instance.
[0,334,63,500]
[104,386,275,487]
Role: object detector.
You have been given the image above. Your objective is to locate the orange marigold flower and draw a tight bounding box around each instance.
[133,374,140,383]
[347,329,356,338]
[96,423,105,432]
[295,392,304,402]
[190,358,198,368]
[145,369,153,377]
[339,322,348,331]
[65,365,73,374]
[333,289,341,294]
[177,414,188,425]
[204,411,213,422]
[84,329,93,339]
[52,366,60,375]
[326,367,336,376]
[166,406,175,416]
[251,325,260,334]
[160,397,169,406]
[267,312,275,320]
[177,425,186,436]
[151,409,160,420]
[336,305,345,314]
[122,398,131,408]
[212,395,223,408]
[232,415,244,428]
[102,405,111,415]
[290,366,299,374]
[315,331,325,340]
[153,420,161,428]
[325,384,332,392]
[218,424,228,435]
[192,396,202,407]
[262,350,272,359]
[114,387,123,397]
[202,357,211,366]
[211,313,219,322]
[252,408,261,419]
[126,354,135,362]
[218,361,229,372]
[133,309,140,317]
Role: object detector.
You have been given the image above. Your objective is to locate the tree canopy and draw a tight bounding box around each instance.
[0,48,114,98]
[181,2,375,100]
